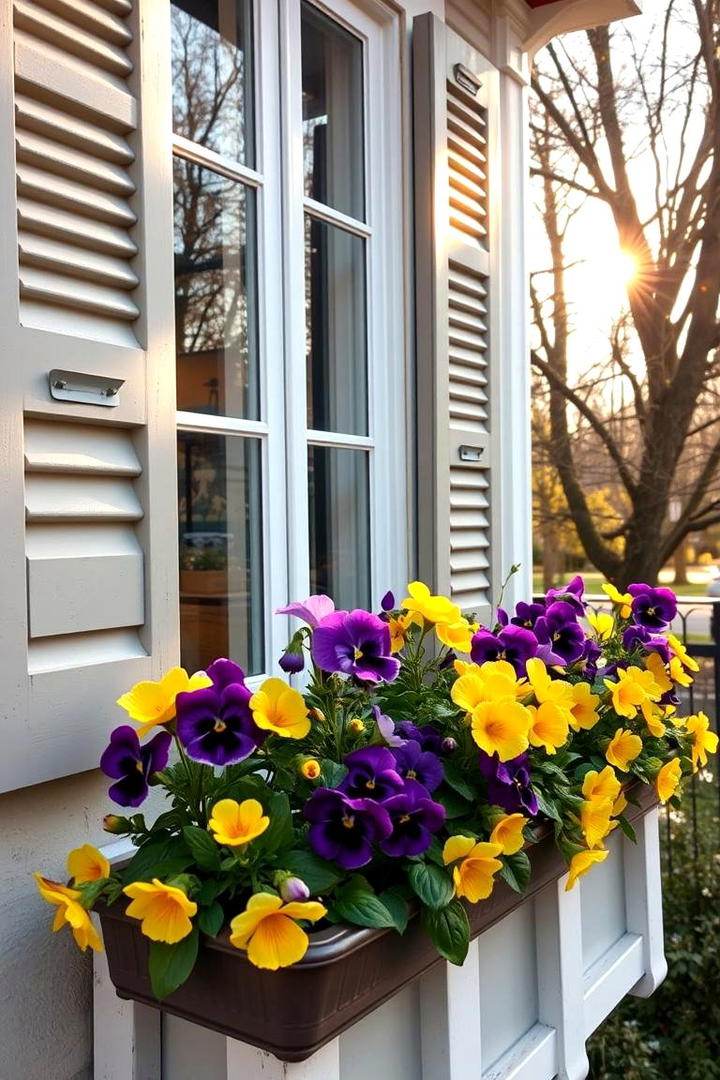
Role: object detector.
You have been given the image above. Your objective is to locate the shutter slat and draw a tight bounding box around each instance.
[14,0,133,77]
[19,266,140,319]
[29,0,132,46]
[16,130,135,195]
[25,420,142,475]
[17,163,136,225]
[18,197,138,258]
[19,233,139,289]
[25,474,144,522]
[15,94,134,164]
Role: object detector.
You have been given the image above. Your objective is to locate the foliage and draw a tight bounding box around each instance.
[588,787,720,1079]
[34,578,714,999]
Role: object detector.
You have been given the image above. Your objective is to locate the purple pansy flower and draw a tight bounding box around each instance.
[471,625,539,674]
[395,721,445,755]
[533,601,586,666]
[100,726,171,808]
[545,575,585,616]
[304,788,392,869]
[622,625,671,663]
[380,779,446,857]
[339,746,404,801]
[205,658,247,689]
[511,600,547,630]
[479,751,538,817]
[392,740,444,792]
[583,637,602,679]
[311,609,400,683]
[175,681,266,766]
[276,594,335,628]
[627,585,677,630]
[373,706,407,747]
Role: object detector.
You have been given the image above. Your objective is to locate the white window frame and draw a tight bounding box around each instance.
[174,0,407,689]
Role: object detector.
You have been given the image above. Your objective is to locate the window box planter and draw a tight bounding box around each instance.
[98,783,657,1063]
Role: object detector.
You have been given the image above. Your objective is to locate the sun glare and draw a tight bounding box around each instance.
[617,250,638,284]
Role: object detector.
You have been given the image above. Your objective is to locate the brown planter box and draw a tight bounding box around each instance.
[99,782,657,1063]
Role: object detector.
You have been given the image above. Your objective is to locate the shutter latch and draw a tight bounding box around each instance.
[49,369,125,407]
[459,444,484,463]
[453,64,482,96]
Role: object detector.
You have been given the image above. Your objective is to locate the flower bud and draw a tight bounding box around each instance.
[279,648,304,674]
[348,718,365,734]
[441,737,457,754]
[380,590,395,612]
[103,814,130,835]
[310,708,326,725]
[279,876,311,903]
[300,758,321,780]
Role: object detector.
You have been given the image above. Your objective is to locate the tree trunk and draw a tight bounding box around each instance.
[674,541,688,586]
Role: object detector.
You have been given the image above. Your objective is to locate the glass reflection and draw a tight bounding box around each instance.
[174,160,258,419]
[305,217,367,435]
[178,432,264,675]
[171,0,254,165]
[308,445,370,610]
[301,2,364,220]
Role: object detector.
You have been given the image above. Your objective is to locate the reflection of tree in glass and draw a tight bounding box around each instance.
[173,160,248,360]
[171,5,250,162]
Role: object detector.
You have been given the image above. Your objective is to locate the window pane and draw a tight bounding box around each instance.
[305,217,367,435]
[301,2,364,220]
[174,160,259,419]
[171,0,254,166]
[179,433,264,675]
[308,445,370,610]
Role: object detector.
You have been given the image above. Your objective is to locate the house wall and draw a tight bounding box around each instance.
[0,772,107,1080]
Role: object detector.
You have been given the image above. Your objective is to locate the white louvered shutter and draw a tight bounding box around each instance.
[413,12,498,623]
[0,0,178,792]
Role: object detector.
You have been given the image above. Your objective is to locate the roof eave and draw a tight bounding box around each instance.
[522,0,642,58]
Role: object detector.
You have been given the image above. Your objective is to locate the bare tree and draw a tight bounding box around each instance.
[530,0,720,587]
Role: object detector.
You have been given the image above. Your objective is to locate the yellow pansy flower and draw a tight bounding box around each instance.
[489,814,528,856]
[388,613,414,653]
[525,658,574,709]
[34,874,103,952]
[606,727,643,771]
[250,678,310,739]
[454,659,480,678]
[655,758,682,803]
[582,765,621,805]
[667,634,699,674]
[123,879,197,944]
[67,844,110,885]
[601,583,632,619]
[401,582,461,625]
[580,798,617,849]
[669,656,694,688]
[604,666,662,723]
[612,791,628,817]
[685,712,719,771]
[644,652,673,695]
[229,892,326,970]
[528,702,570,755]
[442,836,503,902]
[436,617,477,654]
[565,849,610,891]
[117,667,212,738]
[587,609,614,641]
[470,698,532,761]
[569,682,601,731]
[208,799,269,847]
[478,661,528,698]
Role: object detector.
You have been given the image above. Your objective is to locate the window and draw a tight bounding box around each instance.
[171,0,405,680]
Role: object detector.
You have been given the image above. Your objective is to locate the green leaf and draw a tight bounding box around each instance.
[77,878,110,909]
[499,851,531,893]
[442,762,478,801]
[379,887,410,934]
[258,793,293,855]
[182,826,222,872]
[282,850,343,894]
[329,876,396,929]
[437,784,472,819]
[196,878,227,906]
[422,900,470,965]
[320,760,348,788]
[121,834,194,885]
[148,927,199,999]
[616,815,637,844]
[407,862,455,910]
[198,901,225,937]
[533,790,562,823]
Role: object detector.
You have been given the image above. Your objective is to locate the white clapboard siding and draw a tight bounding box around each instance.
[13,0,139,343]
[414,13,498,621]
[0,0,178,792]
[94,809,666,1080]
